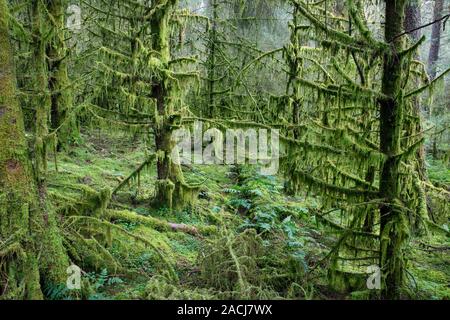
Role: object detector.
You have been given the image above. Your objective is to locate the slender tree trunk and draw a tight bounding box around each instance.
[404,0,430,231]
[404,1,427,180]
[46,0,76,149]
[207,0,218,118]
[31,0,69,289]
[379,0,408,300]
[404,1,422,43]
[404,5,426,168]
[284,2,304,195]
[32,0,50,181]
[427,0,444,80]
[290,4,303,140]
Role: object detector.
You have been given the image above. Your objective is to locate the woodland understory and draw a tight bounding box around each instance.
[0,0,449,300]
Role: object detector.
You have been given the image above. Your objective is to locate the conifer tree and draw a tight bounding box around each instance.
[281,0,449,298]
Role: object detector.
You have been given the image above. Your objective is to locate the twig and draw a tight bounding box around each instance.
[390,14,450,42]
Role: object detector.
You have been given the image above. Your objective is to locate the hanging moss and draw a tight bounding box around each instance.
[0,0,69,298]
[46,0,78,149]
[278,0,431,298]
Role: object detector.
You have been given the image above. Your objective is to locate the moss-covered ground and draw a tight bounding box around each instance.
[44,130,449,300]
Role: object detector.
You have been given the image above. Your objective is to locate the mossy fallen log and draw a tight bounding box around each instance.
[106,209,217,236]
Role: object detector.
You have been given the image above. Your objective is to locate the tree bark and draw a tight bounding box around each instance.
[404,3,427,180]
[0,0,43,299]
[379,0,408,300]
[151,0,196,210]
[404,1,422,43]
[46,0,76,149]
[1,0,70,300]
[404,0,430,231]
[32,0,50,181]
[207,0,218,118]
[427,0,444,80]
[0,0,68,299]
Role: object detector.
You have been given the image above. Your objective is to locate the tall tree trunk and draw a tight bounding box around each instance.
[46,0,76,149]
[404,0,429,231]
[32,0,50,181]
[404,0,426,180]
[31,0,69,290]
[0,0,68,299]
[427,0,444,80]
[284,2,304,195]
[207,0,218,118]
[379,0,408,300]
[151,0,196,210]
[404,1,422,43]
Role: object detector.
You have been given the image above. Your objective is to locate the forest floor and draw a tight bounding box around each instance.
[45,130,450,300]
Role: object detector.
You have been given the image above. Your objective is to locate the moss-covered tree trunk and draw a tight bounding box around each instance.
[0,0,43,298]
[206,0,218,118]
[284,2,304,195]
[46,0,76,149]
[289,4,303,141]
[0,0,68,299]
[404,0,427,179]
[379,0,408,300]
[151,0,195,210]
[404,0,429,231]
[3,0,70,297]
[427,0,443,80]
[32,0,51,181]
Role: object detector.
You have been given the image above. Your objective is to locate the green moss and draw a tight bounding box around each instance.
[1,3,67,298]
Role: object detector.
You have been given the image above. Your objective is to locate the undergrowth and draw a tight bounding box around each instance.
[41,131,449,300]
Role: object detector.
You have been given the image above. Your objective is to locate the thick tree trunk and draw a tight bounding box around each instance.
[0,0,44,298]
[427,0,444,80]
[1,0,69,300]
[0,0,43,299]
[379,0,408,300]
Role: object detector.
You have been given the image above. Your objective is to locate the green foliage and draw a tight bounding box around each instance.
[1,0,449,301]
[427,159,450,186]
